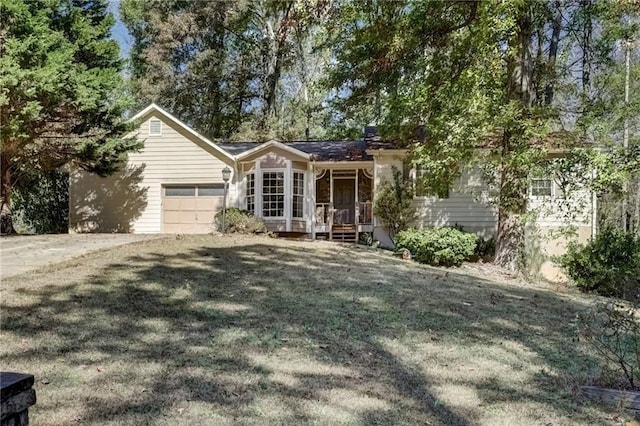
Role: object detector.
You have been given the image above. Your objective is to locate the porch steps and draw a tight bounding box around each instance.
[331,224,357,243]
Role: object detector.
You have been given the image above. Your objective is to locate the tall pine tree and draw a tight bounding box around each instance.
[0,0,140,233]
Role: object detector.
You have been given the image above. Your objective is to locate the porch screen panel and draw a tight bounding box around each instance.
[263,171,284,217]
[246,173,255,213]
[293,172,304,218]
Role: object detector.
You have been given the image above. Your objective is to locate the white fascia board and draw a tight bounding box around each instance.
[236,140,310,161]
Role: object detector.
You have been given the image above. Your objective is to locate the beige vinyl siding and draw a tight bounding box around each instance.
[69,164,147,233]
[70,112,236,233]
[373,154,497,237]
[412,168,497,235]
[373,154,403,188]
[131,114,236,233]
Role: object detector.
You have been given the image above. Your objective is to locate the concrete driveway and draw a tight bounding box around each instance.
[0,234,164,279]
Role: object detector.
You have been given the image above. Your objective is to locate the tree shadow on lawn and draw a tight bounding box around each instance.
[0,237,610,425]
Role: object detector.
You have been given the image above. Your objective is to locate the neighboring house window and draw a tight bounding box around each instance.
[530,177,553,197]
[415,167,450,199]
[293,172,304,218]
[246,173,255,214]
[262,171,284,217]
[149,119,162,136]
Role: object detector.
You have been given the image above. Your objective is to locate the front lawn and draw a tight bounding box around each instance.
[0,235,625,424]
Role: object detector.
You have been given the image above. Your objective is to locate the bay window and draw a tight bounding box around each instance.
[245,167,306,222]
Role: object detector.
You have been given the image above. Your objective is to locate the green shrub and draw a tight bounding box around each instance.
[474,236,496,261]
[214,208,266,234]
[395,227,477,267]
[559,227,640,299]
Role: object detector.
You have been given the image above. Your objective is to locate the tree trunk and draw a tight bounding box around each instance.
[495,158,527,270]
[261,1,293,127]
[545,0,562,105]
[1,153,14,234]
[494,5,534,271]
[581,0,593,93]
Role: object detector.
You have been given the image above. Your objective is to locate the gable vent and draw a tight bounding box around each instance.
[149,119,162,136]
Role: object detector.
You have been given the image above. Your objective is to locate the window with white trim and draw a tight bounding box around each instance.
[262,171,284,217]
[149,119,162,136]
[530,177,553,197]
[293,172,304,218]
[415,166,449,199]
[197,184,225,196]
[246,173,255,214]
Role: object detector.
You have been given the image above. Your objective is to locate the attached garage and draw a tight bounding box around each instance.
[162,184,225,233]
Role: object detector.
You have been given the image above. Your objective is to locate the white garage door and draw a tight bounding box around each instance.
[162,184,225,233]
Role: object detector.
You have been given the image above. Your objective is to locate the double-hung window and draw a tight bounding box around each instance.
[530,177,553,197]
[262,171,285,217]
[246,173,255,213]
[293,172,304,218]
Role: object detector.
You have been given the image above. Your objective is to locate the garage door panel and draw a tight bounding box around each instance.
[196,211,215,223]
[163,198,182,210]
[162,184,225,234]
[163,223,182,233]
[180,198,197,210]
[196,198,221,210]
[163,211,185,223]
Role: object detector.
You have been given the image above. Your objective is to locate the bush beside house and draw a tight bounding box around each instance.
[214,208,267,234]
[559,227,640,300]
[394,227,477,267]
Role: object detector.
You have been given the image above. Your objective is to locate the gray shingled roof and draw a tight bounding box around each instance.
[217,139,397,162]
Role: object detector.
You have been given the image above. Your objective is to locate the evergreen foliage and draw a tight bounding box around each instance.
[0,0,140,233]
[11,171,69,234]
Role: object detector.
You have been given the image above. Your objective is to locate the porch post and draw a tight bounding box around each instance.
[238,164,246,210]
[329,169,334,241]
[309,163,315,238]
[285,159,292,232]
[234,161,240,208]
[255,161,262,218]
[355,168,359,243]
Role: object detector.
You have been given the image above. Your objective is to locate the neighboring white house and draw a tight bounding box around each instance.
[69,104,595,280]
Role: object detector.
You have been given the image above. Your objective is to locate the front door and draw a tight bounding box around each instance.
[333,179,355,224]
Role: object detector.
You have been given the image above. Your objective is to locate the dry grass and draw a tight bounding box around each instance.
[0,235,632,425]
